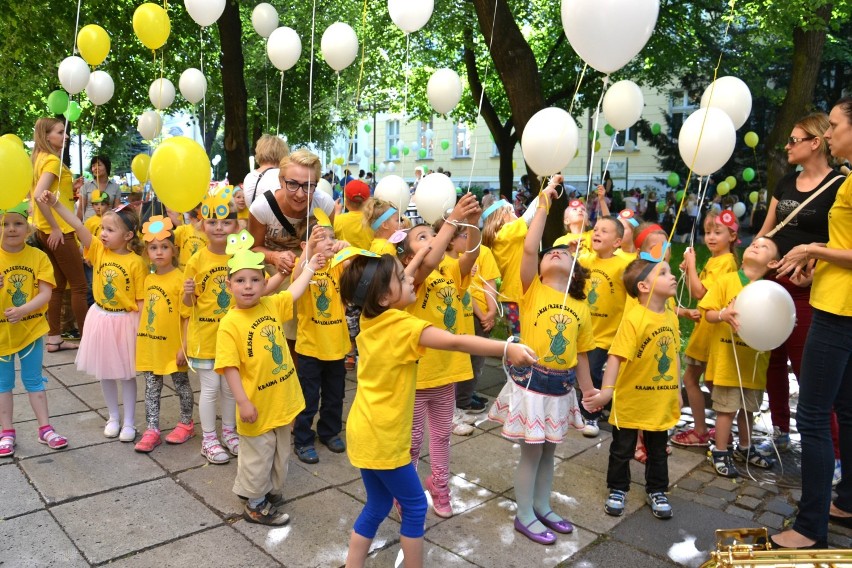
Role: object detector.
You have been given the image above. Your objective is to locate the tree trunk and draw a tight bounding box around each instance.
[765,4,832,193]
[217,0,250,184]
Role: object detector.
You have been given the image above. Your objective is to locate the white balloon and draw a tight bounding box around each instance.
[732,202,747,218]
[379,163,387,173]
[179,68,207,104]
[700,76,752,130]
[317,178,333,197]
[427,68,463,115]
[184,0,225,27]
[363,149,372,159]
[623,140,636,153]
[267,27,302,71]
[561,0,659,74]
[677,108,736,176]
[321,22,358,72]
[388,0,434,34]
[85,71,115,106]
[735,280,796,352]
[414,173,456,223]
[521,107,579,176]
[375,175,411,212]
[58,56,90,95]
[410,141,421,152]
[148,78,176,110]
[387,161,397,172]
[424,129,434,140]
[137,111,163,141]
[252,3,279,38]
[602,80,644,131]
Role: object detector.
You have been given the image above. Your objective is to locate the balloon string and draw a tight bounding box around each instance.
[200,27,207,151]
[567,64,588,117]
[401,33,411,179]
[583,75,609,200]
[277,71,284,136]
[346,0,369,182]
[72,0,82,54]
[264,58,270,133]
[308,0,316,144]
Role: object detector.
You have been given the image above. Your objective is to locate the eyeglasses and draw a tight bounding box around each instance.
[282,178,318,194]
[788,136,815,145]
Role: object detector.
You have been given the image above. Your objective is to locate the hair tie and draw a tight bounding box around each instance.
[371,207,397,231]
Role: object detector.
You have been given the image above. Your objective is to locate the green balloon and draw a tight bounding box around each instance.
[47,90,69,114]
[656,201,666,213]
[604,124,615,136]
[364,124,371,133]
[675,190,684,202]
[667,172,680,188]
[418,148,427,159]
[651,123,662,136]
[64,101,82,122]
[401,146,410,156]
[742,167,756,183]
[589,130,599,141]
[440,139,450,151]
[390,145,399,156]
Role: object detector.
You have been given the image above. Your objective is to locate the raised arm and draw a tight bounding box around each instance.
[41,190,93,248]
[412,192,479,287]
[520,178,560,291]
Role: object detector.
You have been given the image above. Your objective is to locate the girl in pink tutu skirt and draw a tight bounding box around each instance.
[42,194,146,443]
[488,176,598,546]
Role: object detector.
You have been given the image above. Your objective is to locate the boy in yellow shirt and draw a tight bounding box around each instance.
[216,241,327,525]
[334,180,372,249]
[82,190,110,307]
[701,237,780,478]
[584,253,681,520]
[174,207,208,271]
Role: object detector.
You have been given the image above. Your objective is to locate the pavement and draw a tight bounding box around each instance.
[2,349,851,567]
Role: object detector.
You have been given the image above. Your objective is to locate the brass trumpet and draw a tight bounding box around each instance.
[701,528,852,567]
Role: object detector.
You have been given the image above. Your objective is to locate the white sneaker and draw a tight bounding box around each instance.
[582,419,600,438]
[454,408,477,425]
[452,410,475,436]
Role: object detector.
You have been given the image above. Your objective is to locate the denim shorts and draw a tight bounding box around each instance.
[508,363,575,396]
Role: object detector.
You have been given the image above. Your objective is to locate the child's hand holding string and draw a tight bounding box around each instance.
[506,342,537,367]
[307,252,327,273]
[717,299,739,332]
[448,192,479,224]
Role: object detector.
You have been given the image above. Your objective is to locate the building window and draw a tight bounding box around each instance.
[387,120,400,161]
[669,90,697,140]
[613,128,639,149]
[453,121,471,158]
[417,119,434,159]
[347,131,359,164]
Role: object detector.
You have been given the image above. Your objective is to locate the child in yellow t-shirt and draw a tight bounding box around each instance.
[481,198,527,337]
[397,193,481,517]
[0,202,67,456]
[134,217,195,453]
[338,249,536,566]
[553,198,593,253]
[334,180,373,250]
[233,186,250,229]
[464,243,501,413]
[82,190,111,307]
[584,255,682,520]
[174,207,208,270]
[215,243,326,525]
[701,236,780,478]
[291,221,350,464]
[671,211,739,448]
[364,197,407,256]
[488,178,597,545]
[577,215,631,438]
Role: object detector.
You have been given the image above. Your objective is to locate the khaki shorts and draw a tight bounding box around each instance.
[682,354,705,367]
[233,424,292,500]
[712,385,762,413]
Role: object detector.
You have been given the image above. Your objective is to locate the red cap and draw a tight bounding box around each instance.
[345,180,370,203]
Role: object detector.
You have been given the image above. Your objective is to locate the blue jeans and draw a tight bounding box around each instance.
[793,309,852,542]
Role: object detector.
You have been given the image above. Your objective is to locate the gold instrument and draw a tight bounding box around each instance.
[701,528,852,567]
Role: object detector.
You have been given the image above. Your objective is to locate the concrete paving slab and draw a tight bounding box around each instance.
[12,388,88,423]
[554,429,612,460]
[42,349,79,368]
[568,538,681,568]
[106,526,279,568]
[298,443,362,486]
[609,493,760,568]
[10,410,112,459]
[146,429,208,473]
[51,478,222,565]
[445,431,520,494]
[0,463,43,519]
[43,362,97,386]
[177,460,242,517]
[369,541,479,567]
[424,497,598,568]
[234,487,399,567]
[21,442,165,503]
[69,379,145,412]
[0,510,88,567]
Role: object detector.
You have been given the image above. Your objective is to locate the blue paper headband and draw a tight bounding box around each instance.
[482,199,510,221]
[371,207,398,231]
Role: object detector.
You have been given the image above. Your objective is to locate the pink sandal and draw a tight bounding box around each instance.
[0,429,15,457]
[671,428,711,447]
[38,426,68,450]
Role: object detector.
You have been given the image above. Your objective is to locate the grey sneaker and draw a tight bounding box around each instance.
[646,492,673,519]
[243,499,290,526]
[604,489,627,516]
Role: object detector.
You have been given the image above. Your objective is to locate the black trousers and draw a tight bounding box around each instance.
[293,354,346,447]
[606,426,669,494]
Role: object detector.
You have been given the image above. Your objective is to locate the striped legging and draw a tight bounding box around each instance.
[410,383,455,490]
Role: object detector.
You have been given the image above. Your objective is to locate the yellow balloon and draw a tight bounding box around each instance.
[150,137,211,213]
[133,3,171,51]
[0,139,34,209]
[77,24,111,66]
[725,175,737,190]
[1,133,24,148]
[131,153,151,184]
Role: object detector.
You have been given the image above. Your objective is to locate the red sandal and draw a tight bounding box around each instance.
[38,425,68,450]
[0,429,15,457]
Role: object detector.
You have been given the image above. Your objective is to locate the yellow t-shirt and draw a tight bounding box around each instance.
[347,309,429,469]
[86,239,147,312]
[184,247,234,360]
[812,175,852,316]
[136,269,190,375]
[491,218,527,303]
[174,224,208,271]
[468,245,501,315]
[616,249,638,262]
[295,261,349,360]
[520,277,595,370]
[609,304,681,431]
[334,211,373,250]
[369,237,397,256]
[84,215,103,239]
[215,293,305,437]
[0,246,55,357]
[405,258,472,388]
[553,229,593,255]
[699,271,770,390]
[684,252,739,361]
[32,153,75,234]
[237,208,250,220]
[580,253,630,349]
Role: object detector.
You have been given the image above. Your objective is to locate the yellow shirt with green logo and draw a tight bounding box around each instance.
[684,252,738,361]
[0,246,55,357]
[295,261,349,360]
[86,239,146,312]
[136,269,190,375]
[579,253,631,349]
[174,224,208,271]
[184,247,233,360]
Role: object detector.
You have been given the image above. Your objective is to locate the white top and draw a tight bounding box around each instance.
[243,167,282,205]
[249,188,335,253]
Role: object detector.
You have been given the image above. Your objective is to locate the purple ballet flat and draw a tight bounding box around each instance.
[535,510,575,534]
[514,517,556,545]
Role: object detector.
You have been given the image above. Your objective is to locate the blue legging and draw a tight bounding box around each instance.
[0,338,46,393]
[354,464,427,539]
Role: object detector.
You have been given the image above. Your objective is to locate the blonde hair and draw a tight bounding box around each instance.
[143,237,178,268]
[279,148,321,182]
[254,134,289,166]
[482,205,512,248]
[362,197,396,231]
[31,118,63,163]
[796,112,832,159]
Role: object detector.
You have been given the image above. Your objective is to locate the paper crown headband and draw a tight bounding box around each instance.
[200,185,235,219]
[0,201,29,218]
[226,230,266,273]
[716,210,739,233]
[90,190,109,203]
[313,208,332,229]
[142,215,174,242]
